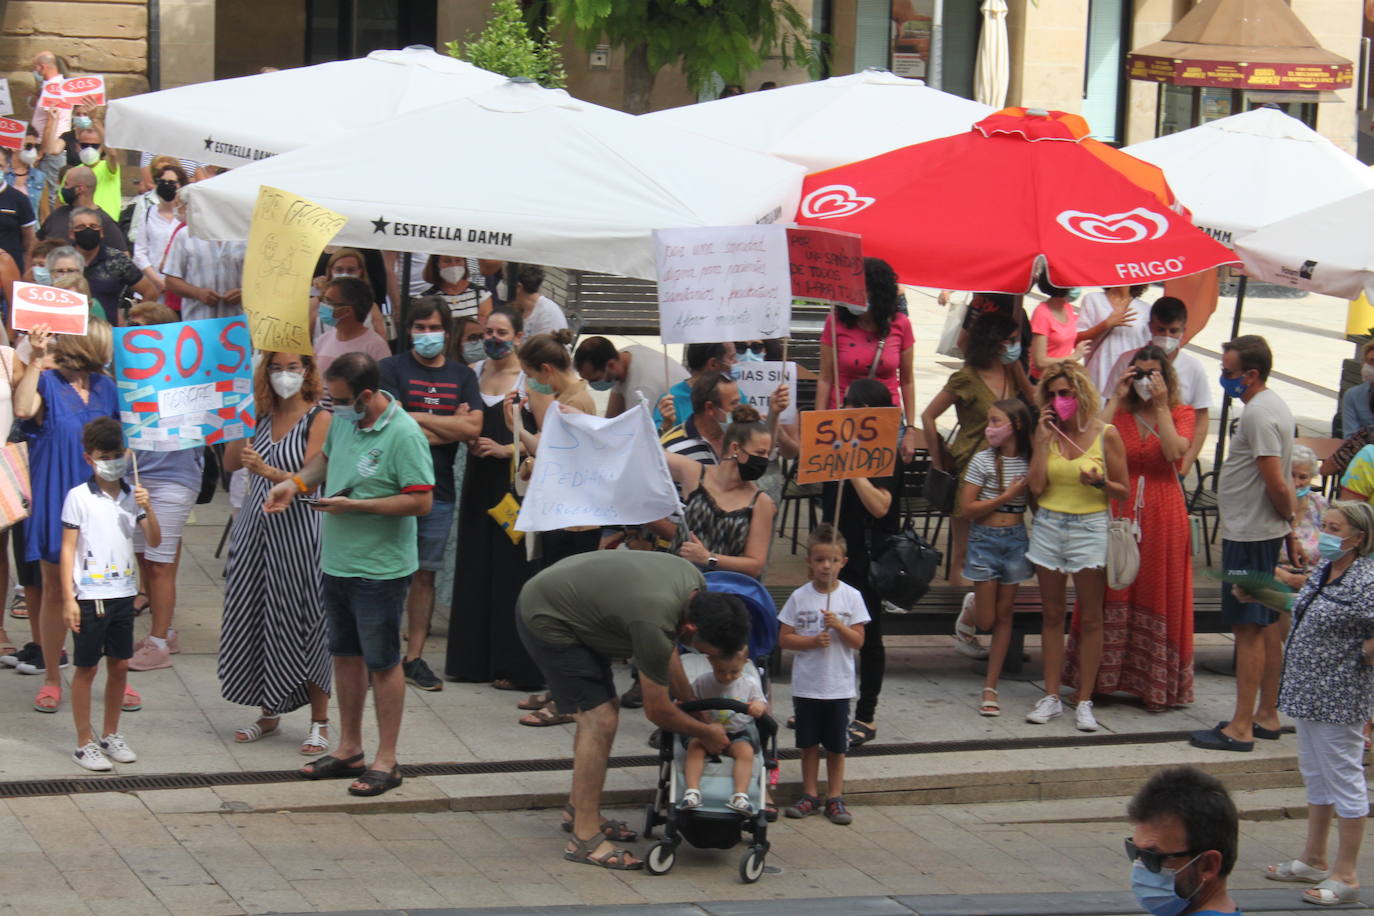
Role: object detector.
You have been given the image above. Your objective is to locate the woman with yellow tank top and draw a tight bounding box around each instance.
[1025,361,1128,732]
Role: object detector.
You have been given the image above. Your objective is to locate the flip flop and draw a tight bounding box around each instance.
[347,766,403,797]
[563,832,643,870]
[32,684,60,713]
[518,692,552,711]
[1304,878,1360,906]
[519,706,574,727]
[1266,860,1331,884]
[300,752,365,780]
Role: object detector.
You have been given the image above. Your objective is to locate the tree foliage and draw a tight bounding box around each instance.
[448,0,568,89]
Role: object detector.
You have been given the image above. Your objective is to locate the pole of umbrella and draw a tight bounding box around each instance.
[1210,274,1248,472]
[401,252,413,333]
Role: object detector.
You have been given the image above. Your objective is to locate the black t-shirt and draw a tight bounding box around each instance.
[822,471,901,587]
[378,350,482,503]
[0,184,35,272]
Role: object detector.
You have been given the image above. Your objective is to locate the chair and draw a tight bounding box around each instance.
[1186,459,1220,567]
[775,457,823,554]
[899,450,953,578]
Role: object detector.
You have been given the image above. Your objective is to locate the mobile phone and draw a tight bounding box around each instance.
[302,486,353,507]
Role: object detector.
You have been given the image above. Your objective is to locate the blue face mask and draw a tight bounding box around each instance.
[1218,373,1248,400]
[484,337,514,360]
[31,265,50,285]
[1296,485,1311,499]
[737,349,764,363]
[73,115,93,131]
[1130,858,1201,916]
[461,340,486,364]
[527,376,554,396]
[589,378,615,391]
[319,305,338,327]
[412,331,445,359]
[999,342,1022,364]
[1318,532,1351,562]
[332,396,365,424]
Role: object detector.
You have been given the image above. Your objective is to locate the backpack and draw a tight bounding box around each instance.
[868,523,942,608]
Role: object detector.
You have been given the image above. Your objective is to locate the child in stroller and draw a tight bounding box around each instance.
[680,647,768,815]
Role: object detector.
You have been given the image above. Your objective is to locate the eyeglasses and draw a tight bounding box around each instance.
[1124,839,1202,873]
[78,143,100,151]
[50,267,81,276]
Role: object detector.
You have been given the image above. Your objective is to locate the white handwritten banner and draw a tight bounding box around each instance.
[654,225,791,344]
[514,403,680,532]
[735,360,797,424]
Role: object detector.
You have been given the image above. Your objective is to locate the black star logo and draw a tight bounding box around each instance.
[371,216,390,234]
[203,137,213,150]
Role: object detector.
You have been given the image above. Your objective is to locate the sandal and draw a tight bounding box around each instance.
[979,687,1002,717]
[300,752,365,781]
[33,684,60,713]
[0,626,15,658]
[234,713,281,743]
[954,593,989,660]
[560,804,638,841]
[763,803,779,823]
[122,688,142,713]
[1304,878,1360,906]
[300,719,330,756]
[132,592,150,616]
[8,591,26,619]
[1266,859,1331,884]
[520,706,574,727]
[492,678,529,692]
[847,721,877,746]
[347,766,403,797]
[518,692,552,711]
[563,831,643,870]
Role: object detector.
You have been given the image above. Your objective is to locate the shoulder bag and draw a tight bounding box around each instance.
[0,349,31,531]
[868,522,942,608]
[1106,475,1143,590]
[487,423,525,546]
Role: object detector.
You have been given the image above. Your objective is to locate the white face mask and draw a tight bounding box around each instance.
[1150,335,1180,355]
[1362,364,1374,385]
[78,146,101,167]
[94,457,128,481]
[269,370,304,399]
[439,265,465,284]
[331,271,358,281]
[1133,378,1154,401]
[17,148,37,166]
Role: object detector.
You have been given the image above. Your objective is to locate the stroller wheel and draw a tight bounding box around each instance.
[642,802,658,840]
[645,841,676,876]
[739,845,766,883]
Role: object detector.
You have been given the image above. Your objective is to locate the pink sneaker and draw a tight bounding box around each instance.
[128,641,171,671]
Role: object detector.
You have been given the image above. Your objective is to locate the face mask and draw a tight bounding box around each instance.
[1218,373,1248,400]
[1053,393,1078,422]
[727,365,740,380]
[18,148,37,166]
[31,265,50,285]
[78,146,100,166]
[73,115,93,131]
[1133,378,1154,401]
[999,342,1022,364]
[73,226,100,250]
[484,337,514,360]
[94,457,128,482]
[332,396,365,424]
[439,265,466,284]
[1318,532,1351,562]
[1065,287,1081,302]
[269,370,304,399]
[737,349,764,363]
[1296,485,1311,499]
[842,303,866,316]
[735,452,769,482]
[589,378,615,391]
[1362,364,1374,385]
[1151,335,1180,356]
[985,422,1011,448]
[60,186,77,206]
[527,376,555,396]
[318,305,338,327]
[461,340,486,364]
[1130,858,1201,916]
[412,331,445,359]
[331,271,358,281]
[155,180,178,202]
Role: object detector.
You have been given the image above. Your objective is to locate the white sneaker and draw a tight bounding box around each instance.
[1074,701,1099,732]
[73,741,113,772]
[1025,694,1063,724]
[100,733,137,763]
[679,788,702,809]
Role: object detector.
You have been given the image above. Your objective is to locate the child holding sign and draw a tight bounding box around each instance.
[779,524,868,826]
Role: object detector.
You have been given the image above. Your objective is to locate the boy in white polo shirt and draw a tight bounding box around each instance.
[60,418,160,772]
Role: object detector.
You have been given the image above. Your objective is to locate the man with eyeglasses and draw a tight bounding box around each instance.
[1126,766,1240,915]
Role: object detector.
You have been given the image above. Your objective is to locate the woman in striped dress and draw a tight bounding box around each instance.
[220,352,334,755]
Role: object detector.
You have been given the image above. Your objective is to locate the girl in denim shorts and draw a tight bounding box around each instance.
[958,399,1035,718]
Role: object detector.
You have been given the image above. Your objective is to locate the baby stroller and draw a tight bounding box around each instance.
[642,572,780,883]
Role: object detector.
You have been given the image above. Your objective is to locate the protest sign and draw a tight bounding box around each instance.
[0,117,27,152]
[37,78,68,110]
[654,225,791,344]
[787,227,865,310]
[240,185,346,354]
[0,80,14,117]
[11,282,88,335]
[735,360,797,424]
[112,316,255,451]
[796,406,901,485]
[61,75,105,107]
[514,403,680,532]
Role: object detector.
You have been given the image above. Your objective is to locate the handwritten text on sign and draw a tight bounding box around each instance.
[654,225,792,344]
[797,407,901,485]
[735,361,798,424]
[241,186,346,354]
[112,316,255,451]
[11,281,88,335]
[788,227,865,310]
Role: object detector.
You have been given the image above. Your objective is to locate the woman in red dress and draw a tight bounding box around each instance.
[1065,344,1195,710]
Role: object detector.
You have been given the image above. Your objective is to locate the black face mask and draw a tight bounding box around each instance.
[59,186,77,206]
[735,452,769,482]
[73,226,101,250]
[155,180,178,202]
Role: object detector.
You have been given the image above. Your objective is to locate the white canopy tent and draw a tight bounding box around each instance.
[639,69,992,172]
[182,79,805,281]
[106,47,506,168]
[1235,190,1374,300]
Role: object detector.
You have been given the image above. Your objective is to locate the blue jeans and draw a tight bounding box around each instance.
[322,573,412,671]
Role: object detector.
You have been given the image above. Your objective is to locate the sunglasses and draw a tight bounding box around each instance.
[737,341,766,355]
[1124,838,1202,873]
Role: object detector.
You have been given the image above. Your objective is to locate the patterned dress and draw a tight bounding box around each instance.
[671,465,760,562]
[218,407,331,714]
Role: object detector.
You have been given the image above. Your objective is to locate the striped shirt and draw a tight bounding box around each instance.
[963,448,1029,513]
[660,415,718,466]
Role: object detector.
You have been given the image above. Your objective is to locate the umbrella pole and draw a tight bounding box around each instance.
[766,337,788,459]
[401,252,413,329]
[1210,274,1248,471]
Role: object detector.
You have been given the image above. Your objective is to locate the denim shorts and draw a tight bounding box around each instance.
[964,523,1032,584]
[415,499,456,572]
[1026,508,1108,574]
[322,573,412,671]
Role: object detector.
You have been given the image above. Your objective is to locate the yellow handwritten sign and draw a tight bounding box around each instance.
[797,407,901,485]
[240,186,346,354]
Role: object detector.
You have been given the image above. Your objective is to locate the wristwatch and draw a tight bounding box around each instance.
[707,556,719,571]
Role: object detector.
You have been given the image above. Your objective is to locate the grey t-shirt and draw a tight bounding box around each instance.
[1219,388,1292,542]
[613,344,688,413]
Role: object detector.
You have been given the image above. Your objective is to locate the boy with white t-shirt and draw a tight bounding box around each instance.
[779,524,869,826]
[679,648,768,814]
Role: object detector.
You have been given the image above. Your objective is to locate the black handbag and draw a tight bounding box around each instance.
[922,467,958,514]
[868,523,942,608]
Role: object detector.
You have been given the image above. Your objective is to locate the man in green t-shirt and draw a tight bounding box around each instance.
[517,551,750,870]
[265,352,435,799]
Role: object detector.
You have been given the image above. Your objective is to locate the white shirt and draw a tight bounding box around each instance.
[1076,291,1151,400]
[613,344,688,411]
[60,479,143,600]
[1104,347,1214,412]
[778,580,870,700]
[132,206,180,274]
[163,234,247,322]
[523,295,568,339]
[692,665,765,733]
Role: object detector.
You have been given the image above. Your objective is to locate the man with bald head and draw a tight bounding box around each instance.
[40,166,128,251]
[29,52,69,205]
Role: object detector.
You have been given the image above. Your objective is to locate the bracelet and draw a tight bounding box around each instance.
[291,475,308,494]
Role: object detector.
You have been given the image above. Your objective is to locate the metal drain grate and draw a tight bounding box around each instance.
[0,727,1284,800]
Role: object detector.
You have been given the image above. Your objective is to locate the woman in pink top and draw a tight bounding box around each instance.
[817,258,918,461]
[1029,276,1087,381]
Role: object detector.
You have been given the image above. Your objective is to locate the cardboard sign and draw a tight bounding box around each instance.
[240,185,346,354]
[787,227,865,310]
[11,281,88,335]
[112,316,256,451]
[514,403,680,532]
[797,406,901,485]
[0,79,14,117]
[37,78,68,110]
[0,117,26,151]
[734,360,798,424]
[654,225,791,344]
[61,75,105,107]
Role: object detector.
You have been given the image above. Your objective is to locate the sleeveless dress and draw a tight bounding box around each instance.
[1065,405,1196,709]
[671,465,760,563]
[218,407,332,714]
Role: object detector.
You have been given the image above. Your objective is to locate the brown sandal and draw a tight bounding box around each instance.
[560,804,638,841]
[518,692,552,711]
[519,706,574,727]
[563,832,643,870]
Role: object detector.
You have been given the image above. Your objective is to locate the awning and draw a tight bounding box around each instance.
[1127,0,1352,92]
